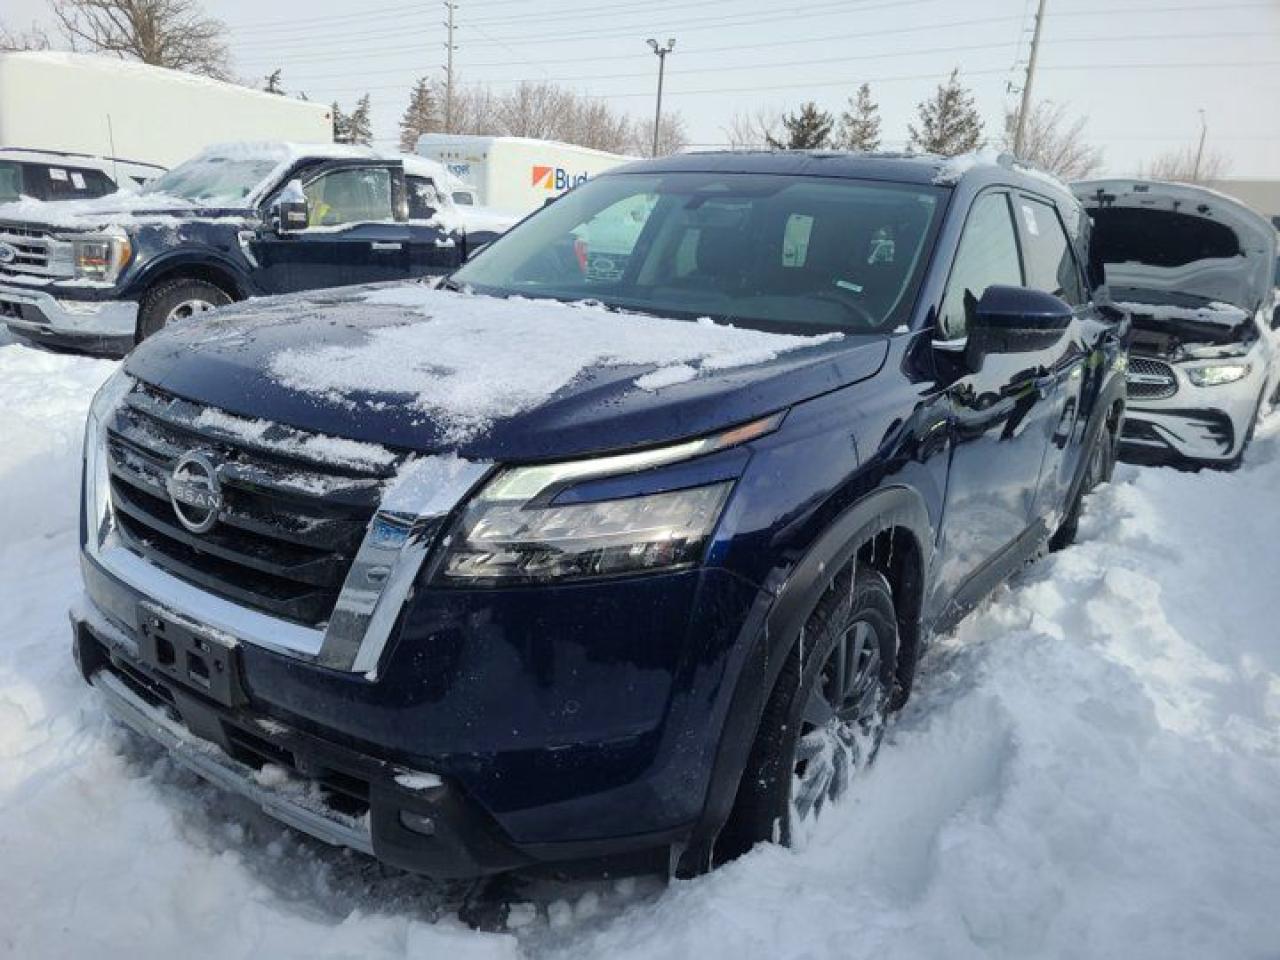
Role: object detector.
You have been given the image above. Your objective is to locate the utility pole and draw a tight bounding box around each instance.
[1013,0,1047,157]
[443,0,457,133]
[1193,109,1208,181]
[647,37,675,158]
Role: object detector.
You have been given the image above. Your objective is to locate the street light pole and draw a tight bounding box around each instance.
[1193,109,1208,182]
[647,38,675,158]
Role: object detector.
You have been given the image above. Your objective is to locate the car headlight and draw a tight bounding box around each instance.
[83,369,135,555]
[436,415,781,584]
[1186,363,1251,387]
[70,231,132,282]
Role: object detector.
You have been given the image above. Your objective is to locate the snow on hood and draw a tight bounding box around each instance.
[267,286,841,442]
[1075,178,1277,311]
[0,191,218,230]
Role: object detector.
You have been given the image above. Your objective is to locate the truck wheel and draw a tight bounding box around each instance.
[720,565,899,856]
[137,279,231,342]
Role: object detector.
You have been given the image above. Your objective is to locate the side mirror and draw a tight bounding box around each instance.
[967,285,1072,363]
[270,178,309,234]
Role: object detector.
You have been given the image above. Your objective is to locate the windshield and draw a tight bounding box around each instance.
[0,161,21,202]
[451,172,946,334]
[142,153,282,205]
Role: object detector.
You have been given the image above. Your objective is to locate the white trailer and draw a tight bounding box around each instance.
[0,52,333,172]
[416,134,634,215]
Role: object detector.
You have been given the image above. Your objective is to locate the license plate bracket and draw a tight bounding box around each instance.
[136,602,247,708]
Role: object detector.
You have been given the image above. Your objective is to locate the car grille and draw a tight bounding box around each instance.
[1126,357,1178,401]
[104,383,401,627]
[0,221,69,277]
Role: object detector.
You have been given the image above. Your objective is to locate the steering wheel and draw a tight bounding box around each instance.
[806,288,879,328]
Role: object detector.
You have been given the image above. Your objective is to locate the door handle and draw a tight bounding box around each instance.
[371,242,403,252]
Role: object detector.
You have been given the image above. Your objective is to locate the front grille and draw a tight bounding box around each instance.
[1126,356,1178,401]
[0,221,65,277]
[105,383,401,627]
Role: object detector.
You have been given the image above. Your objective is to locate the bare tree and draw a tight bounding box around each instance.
[53,0,230,79]
[1002,101,1103,181]
[564,98,632,153]
[495,81,575,140]
[431,78,501,136]
[628,112,688,157]
[1,20,51,50]
[1140,144,1232,184]
[722,107,782,151]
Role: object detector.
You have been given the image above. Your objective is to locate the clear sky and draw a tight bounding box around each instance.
[7,0,1280,177]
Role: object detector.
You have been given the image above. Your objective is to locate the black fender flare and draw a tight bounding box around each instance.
[677,484,934,873]
[124,252,253,304]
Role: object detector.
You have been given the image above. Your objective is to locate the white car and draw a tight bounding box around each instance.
[1075,179,1280,468]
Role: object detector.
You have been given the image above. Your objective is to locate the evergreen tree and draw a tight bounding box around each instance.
[331,101,350,143]
[347,95,373,146]
[836,83,881,152]
[766,101,834,150]
[263,68,284,95]
[399,77,441,152]
[907,68,984,157]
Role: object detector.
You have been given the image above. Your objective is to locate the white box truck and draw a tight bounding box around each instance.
[416,134,634,215]
[0,52,333,185]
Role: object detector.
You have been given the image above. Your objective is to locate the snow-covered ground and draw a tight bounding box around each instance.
[2,335,1279,958]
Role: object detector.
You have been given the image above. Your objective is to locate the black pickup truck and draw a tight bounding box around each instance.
[0,142,510,355]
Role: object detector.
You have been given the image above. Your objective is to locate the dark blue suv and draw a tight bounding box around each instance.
[72,151,1127,881]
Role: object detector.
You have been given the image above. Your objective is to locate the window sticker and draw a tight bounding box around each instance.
[70,172,86,190]
[782,214,814,267]
[48,167,69,181]
[1021,203,1040,236]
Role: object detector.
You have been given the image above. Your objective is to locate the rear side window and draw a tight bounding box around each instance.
[406,175,442,220]
[1019,197,1086,306]
[939,192,1023,340]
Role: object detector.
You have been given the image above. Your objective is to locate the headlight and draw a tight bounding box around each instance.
[436,415,781,584]
[70,231,132,282]
[1186,363,1251,387]
[83,369,134,555]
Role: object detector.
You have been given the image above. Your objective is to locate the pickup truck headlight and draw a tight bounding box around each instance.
[436,415,780,584]
[1186,363,1251,387]
[71,231,132,282]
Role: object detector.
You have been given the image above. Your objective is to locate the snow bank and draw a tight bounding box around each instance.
[268,287,842,441]
[2,340,1280,957]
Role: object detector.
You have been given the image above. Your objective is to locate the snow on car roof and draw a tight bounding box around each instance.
[268,285,841,442]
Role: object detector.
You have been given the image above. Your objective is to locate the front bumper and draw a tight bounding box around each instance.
[1120,354,1267,464]
[0,282,136,355]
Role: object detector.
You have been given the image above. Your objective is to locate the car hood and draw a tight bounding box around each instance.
[1074,178,1277,312]
[125,284,888,462]
[0,192,248,231]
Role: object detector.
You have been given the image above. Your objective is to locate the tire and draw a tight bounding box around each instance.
[137,278,232,342]
[720,565,899,856]
[1049,420,1115,551]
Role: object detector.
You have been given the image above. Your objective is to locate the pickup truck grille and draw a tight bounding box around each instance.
[0,221,70,278]
[104,384,401,627]
[1126,357,1178,401]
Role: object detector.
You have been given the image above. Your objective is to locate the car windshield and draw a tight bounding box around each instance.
[451,172,946,334]
[141,153,282,205]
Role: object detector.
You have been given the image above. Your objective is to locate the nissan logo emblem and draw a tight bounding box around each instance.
[166,451,223,534]
[0,242,17,265]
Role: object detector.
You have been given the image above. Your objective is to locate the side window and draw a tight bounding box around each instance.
[37,165,116,200]
[939,192,1023,340]
[406,175,441,220]
[303,167,394,227]
[1019,197,1086,306]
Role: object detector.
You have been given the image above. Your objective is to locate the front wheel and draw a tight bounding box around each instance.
[721,566,899,855]
[1050,421,1115,551]
[137,278,232,342]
